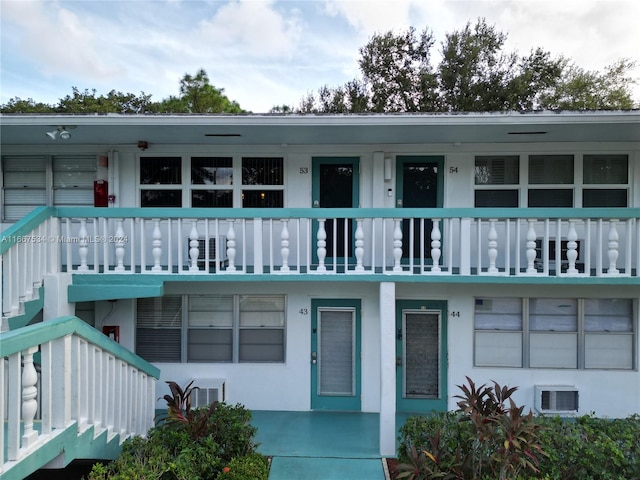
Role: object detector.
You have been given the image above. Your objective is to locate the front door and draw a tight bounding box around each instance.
[311,299,361,410]
[396,300,448,413]
[395,156,444,261]
[312,157,360,263]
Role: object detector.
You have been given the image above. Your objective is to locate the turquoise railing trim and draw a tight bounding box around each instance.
[0,207,54,254]
[0,315,160,378]
[53,206,640,220]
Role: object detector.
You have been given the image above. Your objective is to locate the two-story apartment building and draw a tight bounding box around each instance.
[1,112,639,468]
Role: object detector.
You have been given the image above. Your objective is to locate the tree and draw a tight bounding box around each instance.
[0,97,55,113]
[539,58,637,110]
[300,18,637,113]
[359,26,439,112]
[170,68,244,114]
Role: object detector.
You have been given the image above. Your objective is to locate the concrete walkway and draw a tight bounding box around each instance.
[251,411,386,480]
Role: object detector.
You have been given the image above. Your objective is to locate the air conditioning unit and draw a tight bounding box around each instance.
[189,378,226,408]
[187,236,228,266]
[534,385,579,414]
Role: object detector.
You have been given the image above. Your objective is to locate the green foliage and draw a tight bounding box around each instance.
[90,381,260,480]
[300,18,636,113]
[397,377,545,480]
[530,414,640,480]
[1,69,245,114]
[215,453,269,480]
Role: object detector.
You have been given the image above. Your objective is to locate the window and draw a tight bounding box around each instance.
[138,156,284,208]
[528,155,574,207]
[136,296,183,362]
[474,298,634,370]
[582,154,628,207]
[136,294,286,363]
[2,155,97,222]
[242,157,284,207]
[474,156,519,208]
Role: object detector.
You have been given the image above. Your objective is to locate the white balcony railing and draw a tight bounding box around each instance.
[1,316,160,477]
[2,207,639,317]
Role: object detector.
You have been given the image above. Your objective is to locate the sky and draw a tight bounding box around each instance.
[1,0,639,113]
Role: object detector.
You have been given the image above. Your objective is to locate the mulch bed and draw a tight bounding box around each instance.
[385,458,399,479]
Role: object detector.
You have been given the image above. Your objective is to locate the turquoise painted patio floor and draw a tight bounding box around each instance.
[251,411,385,480]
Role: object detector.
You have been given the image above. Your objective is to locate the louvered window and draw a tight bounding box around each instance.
[2,156,47,221]
[136,296,182,362]
[239,295,285,362]
[474,297,634,370]
[528,155,574,207]
[53,155,97,206]
[474,156,519,207]
[188,295,233,362]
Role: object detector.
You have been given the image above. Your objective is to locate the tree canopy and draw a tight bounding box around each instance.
[1,69,245,114]
[294,18,637,113]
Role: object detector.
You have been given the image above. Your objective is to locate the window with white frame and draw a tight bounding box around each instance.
[136,294,286,363]
[473,154,629,208]
[139,156,284,208]
[474,297,634,370]
[1,155,97,222]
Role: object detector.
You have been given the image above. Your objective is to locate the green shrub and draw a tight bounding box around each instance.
[89,382,261,480]
[215,453,269,480]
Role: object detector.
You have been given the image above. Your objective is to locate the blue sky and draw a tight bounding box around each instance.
[1,0,639,112]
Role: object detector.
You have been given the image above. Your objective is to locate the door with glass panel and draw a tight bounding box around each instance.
[311,157,360,265]
[396,300,447,412]
[395,156,444,263]
[310,299,361,411]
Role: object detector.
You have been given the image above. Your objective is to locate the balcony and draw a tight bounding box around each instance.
[2,206,639,315]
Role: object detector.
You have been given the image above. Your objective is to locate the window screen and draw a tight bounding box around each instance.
[2,156,47,221]
[136,296,182,362]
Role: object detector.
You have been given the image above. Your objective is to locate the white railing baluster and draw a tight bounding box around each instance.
[354,219,364,272]
[227,220,237,272]
[393,219,403,273]
[189,220,200,272]
[78,219,89,272]
[566,220,579,275]
[607,219,619,275]
[526,219,537,274]
[281,219,290,272]
[151,219,162,272]
[21,346,39,448]
[115,219,126,272]
[7,352,21,461]
[487,219,498,274]
[316,219,327,272]
[431,219,441,273]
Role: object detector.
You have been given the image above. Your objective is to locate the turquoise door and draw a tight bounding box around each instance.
[396,300,448,413]
[395,156,444,261]
[311,157,360,264]
[311,299,361,410]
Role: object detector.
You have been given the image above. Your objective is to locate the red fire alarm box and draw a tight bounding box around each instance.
[103,325,120,343]
[94,180,108,207]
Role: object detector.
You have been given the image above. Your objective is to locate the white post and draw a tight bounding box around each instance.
[316,219,327,272]
[354,219,364,272]
[431,219,441,273]
[393,219,403,272]
[379,282,396,456]
[607,219,619,275]
[459,218,471,275]
[280,219,290,272]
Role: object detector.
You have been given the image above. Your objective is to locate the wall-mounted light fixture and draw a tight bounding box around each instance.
[137,141,149,151]
[46,126,74,140]
[384,157,393,181]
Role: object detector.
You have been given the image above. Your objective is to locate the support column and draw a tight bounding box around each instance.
[44,273,74,320]
[379,282,396,456]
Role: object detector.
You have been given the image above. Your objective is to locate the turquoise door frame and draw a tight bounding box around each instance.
[311,157,360,265]
[311,299,362,411]
[396,300,448,413]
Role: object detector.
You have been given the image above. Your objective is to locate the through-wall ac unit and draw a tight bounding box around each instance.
[187,236,228,265]
[189,378,226,408]
[534,385,579,414]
